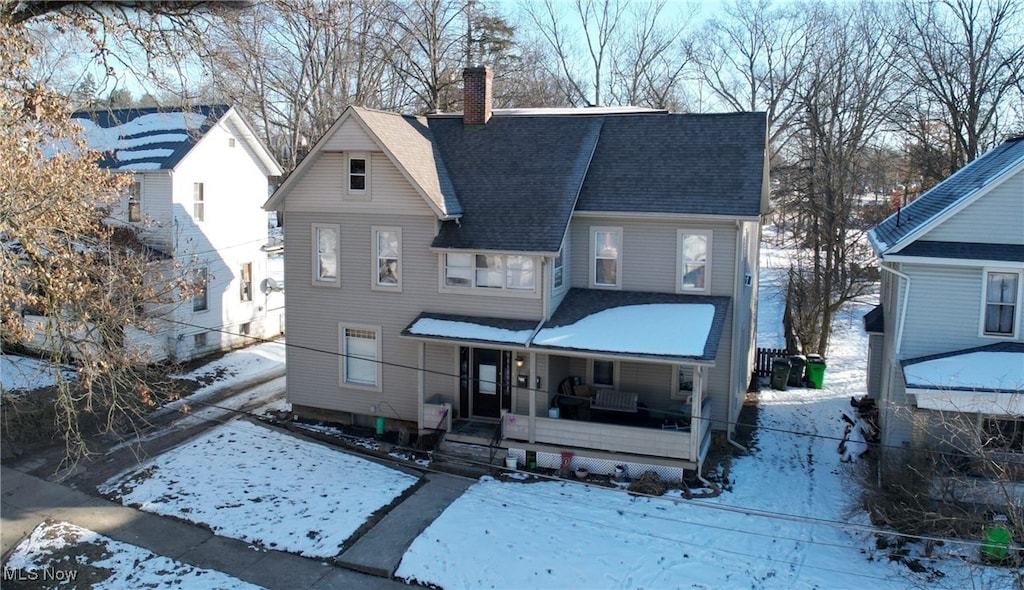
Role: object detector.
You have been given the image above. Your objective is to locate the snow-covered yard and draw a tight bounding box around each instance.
[0,354,75,393]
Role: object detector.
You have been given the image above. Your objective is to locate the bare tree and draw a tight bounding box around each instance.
[782,2,898,356]
[894,0,1024,176]
[607,0,692,109]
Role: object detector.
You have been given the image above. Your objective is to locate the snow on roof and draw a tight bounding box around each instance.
[71,106,223,171]
[406,317,535,346]
[903,349,1024,393]
[533,303,715,358]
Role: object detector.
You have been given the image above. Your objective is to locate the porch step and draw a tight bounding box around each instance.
[431,440,506,479]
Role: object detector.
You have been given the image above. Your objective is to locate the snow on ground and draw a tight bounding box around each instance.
[0,354,75,393]
[177,340,286,389]
[99,419,418,558]
[5,521,263,590]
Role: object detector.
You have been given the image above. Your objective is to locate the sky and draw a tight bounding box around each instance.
[4,240,1017,589]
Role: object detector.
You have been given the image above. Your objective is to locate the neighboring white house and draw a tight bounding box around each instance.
[52,105,285,362]
[265,67,768,482]
[866,134,1024,506]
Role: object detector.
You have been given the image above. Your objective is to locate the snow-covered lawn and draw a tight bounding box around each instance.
[0,354,75,393]
[5,521,263,590]
[100,419,419,558]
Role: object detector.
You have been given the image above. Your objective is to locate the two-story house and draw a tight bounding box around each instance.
[66,105,284,362]
[266,67,768,481]
[866,134,1024,504]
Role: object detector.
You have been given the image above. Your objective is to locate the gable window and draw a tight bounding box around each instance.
[192,267,208,312]
[678,230,710,292]
[240,262,253,302]
[192,182,204,221]
[591,359,615,387]
[983,271,1019,336]
[347,153,369,195]
[374,227,401,289]
[443,253,537,293]
[983,418,1023,453]
[127,181,142,222]
[341,325,380,389]
[313,224,340,286]
[592,227,621,288]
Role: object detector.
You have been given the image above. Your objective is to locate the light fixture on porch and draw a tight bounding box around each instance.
[515,356,525,369]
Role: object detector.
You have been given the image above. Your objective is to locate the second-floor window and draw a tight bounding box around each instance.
[553,250,564,289]
[193,182,205,221]
[127,181,142,222]
[592,227,621,288]
[678,230,710,292]
[374,227,400,289]
[240,262,252,302]
[983,271,1019,336]
[444,253,536,292]
[313,224,340,286]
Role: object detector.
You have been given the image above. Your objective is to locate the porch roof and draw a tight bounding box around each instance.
[902,342,1024,395]
[531,289,730,362]
[401,313,538,347]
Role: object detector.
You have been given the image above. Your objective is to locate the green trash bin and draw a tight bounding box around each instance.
[981,517,1012,562]
[805,354,826,389]
[770,358,791,391]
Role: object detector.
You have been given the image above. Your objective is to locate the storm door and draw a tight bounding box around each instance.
[466,347,511,420]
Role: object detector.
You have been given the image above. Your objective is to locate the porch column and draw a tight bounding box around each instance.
[417,342,425,430]
[528,352,537,443]
[690,366,703,461]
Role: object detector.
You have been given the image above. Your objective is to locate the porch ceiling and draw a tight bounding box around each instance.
[532,288,731,362]
[401,312,538,347]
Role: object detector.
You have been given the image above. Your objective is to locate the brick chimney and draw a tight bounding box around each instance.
[462,66,492,126]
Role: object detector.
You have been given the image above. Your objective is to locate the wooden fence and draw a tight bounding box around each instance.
[754,347,787,377]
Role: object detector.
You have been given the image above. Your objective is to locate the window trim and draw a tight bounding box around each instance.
[192,182,205,222]
[672,364,696,401]
[346,152,370,197]
[312,223,341,287]
[127,179,142,222]
[192,267,209,312]
[677,229,711,293]
[979,268,1021,338]
[372,226,402,291]
[590,226,622,289]
[339,323,382,391]
[588,358,617,389]
[240,262,253,302]
[439,252,540,297]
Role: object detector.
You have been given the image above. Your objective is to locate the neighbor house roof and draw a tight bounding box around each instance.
[902,342,1024,394]
[870,135,1024,255]
[886,241,1024,263]
[71,104,281,175]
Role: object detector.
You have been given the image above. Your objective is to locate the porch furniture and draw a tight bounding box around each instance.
[590,389,639,413]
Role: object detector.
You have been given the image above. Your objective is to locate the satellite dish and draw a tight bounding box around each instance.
[261,277,283,294]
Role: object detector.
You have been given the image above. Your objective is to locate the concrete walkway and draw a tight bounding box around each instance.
[2,465,472,589]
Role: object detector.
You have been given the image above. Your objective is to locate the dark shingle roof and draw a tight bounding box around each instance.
[901,342,1024,394]
[895,241,1024,262]
[577,112,767,216]
[429,115,603,252]
[863,304,884,334]
[871,136,1024,254]
[401,312,538,346]
[71,105,229,171]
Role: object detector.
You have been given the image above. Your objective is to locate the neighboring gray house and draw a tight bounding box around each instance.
[265,67,768,481]
[866,135,1024,503]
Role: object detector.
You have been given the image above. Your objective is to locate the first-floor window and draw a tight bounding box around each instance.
[127,181,142,222]
[240,262,252,301]
[193,332,207,349]
[983,418,1023,453]
[983,271,1019,336]
[343,326,379,387]
[677,366,694,399]
[592,359,614,387]
[192,267,208,312]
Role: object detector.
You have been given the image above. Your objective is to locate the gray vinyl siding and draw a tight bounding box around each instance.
[866,333,883,398]
[280,152,436,216]
[567,216,739,296]
[136,172,173,251]
[921,170,1024,245]
[324,116,380,152]
[899,263,1013,359]
[424,342,456,405]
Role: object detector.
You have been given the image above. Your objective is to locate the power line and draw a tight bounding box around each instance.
[162,319,1024,468]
